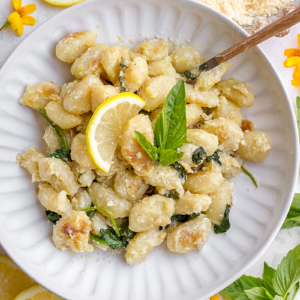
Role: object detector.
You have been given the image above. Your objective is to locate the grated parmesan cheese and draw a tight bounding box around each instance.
[198,0,295,26]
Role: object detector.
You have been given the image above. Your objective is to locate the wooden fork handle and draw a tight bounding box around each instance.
[216,6,300,64]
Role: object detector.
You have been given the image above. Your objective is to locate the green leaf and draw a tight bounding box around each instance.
[244,287,273,300]
[282,193,300,229]
[45,210,61,224]
[118,217,136,247]
[241,165,258,188]
[172,162,187,182]
[205,150,221,165]
[214,204,231,234]
[171,214,189,223]
[272,244,300,298]
[100,228,126,250]
[38,108,70,161]
[165,189,180,200]
[221,275,264,300]
[154,80,187,150]
[273,296,284,300]
[159,149,184,166]
[262,262,276,296]
[192,146,207,165]
[189,213,200,219]
[134,131,160,161]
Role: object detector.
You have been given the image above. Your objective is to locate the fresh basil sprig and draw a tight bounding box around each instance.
[282,194,300,230]
[38,108,70,162]
[135,80,187,167]
[221,244,300,300]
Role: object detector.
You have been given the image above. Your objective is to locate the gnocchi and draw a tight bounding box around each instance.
[17,33,271,264]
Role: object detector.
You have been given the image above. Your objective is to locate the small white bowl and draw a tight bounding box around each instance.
[0,0,298,299]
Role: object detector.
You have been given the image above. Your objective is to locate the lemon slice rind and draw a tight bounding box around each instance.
[14,285,63,300]
[86,92,145,174]
[43,0,85,7]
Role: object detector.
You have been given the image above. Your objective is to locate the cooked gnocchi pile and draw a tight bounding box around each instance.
[16,30,271,265]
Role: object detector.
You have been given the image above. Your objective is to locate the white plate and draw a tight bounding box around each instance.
[0,0,298,299]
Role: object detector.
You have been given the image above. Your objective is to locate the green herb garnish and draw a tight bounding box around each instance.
[119,57,128,92]
[241,165,258,188]
[282,193,300,230]
[172,162,187,182]
[205,150,221,165]
[221,244,300,300]
[83,206,120,237]
[171,214,189,223]
[45,210,61,224]
[189,213,200,219]
[165,189,180,200]
[38,108,70,162]
[90,217,136,250]
[85,203,97,218]
[214,204,231,234]
[192,146,207,165]
[135,80,187,166]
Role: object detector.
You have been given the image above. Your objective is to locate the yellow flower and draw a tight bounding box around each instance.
[0,0,36,36]
[284,34,300,87]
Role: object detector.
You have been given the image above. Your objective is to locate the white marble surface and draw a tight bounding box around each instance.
[0,0,300,298]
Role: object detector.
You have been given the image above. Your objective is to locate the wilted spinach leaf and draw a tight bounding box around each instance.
[192,147,207,165]
[45,210,61,224]
[214,204,231,233]
[165,189,180,200]
[172,162,187,182]
[205,150,221,165]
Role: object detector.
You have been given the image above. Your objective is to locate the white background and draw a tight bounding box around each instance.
[0,0,300,298]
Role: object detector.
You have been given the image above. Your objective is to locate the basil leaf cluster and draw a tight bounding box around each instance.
[134,80,187,166]
[221,244,300,300]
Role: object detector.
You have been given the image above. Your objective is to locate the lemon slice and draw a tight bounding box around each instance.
[86,92,145,173]
[43,0,85,7]
[14,285,63,300]
[0,254,36,299]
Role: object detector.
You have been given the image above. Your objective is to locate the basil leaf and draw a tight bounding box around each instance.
[282,193,300,229]
[172,162,187,181]
[134,131,160,161]
[189,213,200,219]
[244,287,273,300]
[262,262,276,296]
[118,217,136,247]
[205,150,221,165]
[159,149,184,167]
[214,204,231,234]
[171,214,189,223]
[100,228,127,250]
[192,146,207,165]
[45,210,61,224]
[241,165,258,188]
[272,244,300,298]
[154,80,187,150]
[273,296,284,300]
[221,275,264,300]
[165,189,180,200]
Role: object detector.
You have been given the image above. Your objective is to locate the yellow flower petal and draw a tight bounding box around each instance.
[8,11,23,36]
[284,48,298,57]
[21,15,36,26]
[18,4,36,17]
[293,64,300,79]
[13,0,22,11]
[292,78,300,87]
[284,56,300,68]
